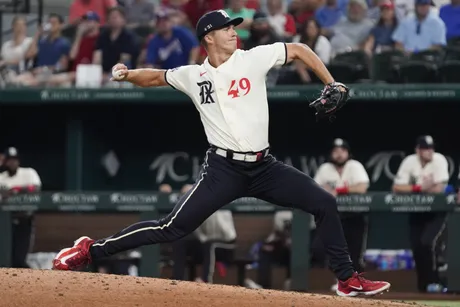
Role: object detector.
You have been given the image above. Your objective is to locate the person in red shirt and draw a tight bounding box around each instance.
[182,0,224,28]
[288,0,316,32]
[70,11,100,72]
[69,0,117,25]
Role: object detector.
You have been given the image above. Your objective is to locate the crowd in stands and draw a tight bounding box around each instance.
[1,0,460,87]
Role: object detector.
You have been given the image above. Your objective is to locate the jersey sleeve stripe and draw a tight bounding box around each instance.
[283,43,288,66]
[164,70,177,90]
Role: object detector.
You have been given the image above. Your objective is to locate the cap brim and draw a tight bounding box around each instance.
[224,17,244,28]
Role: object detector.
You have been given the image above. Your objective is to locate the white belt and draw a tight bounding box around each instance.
[214,148,268,163]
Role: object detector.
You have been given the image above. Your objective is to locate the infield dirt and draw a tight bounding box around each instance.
[0,268,424,307]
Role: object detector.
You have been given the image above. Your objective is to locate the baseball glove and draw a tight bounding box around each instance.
[309,82,350,122]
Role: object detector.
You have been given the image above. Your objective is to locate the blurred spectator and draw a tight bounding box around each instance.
[292,18,331,83]
[244,12,281,49]
[395,0,444,17]
[181,0,224,28]
[159,0,190,26]
[69,0,118,25]
[145,10,199,69]
[15,13,71,86]
[70,12,100,71]
[329,0,374,55]
[369,0,406,22]
[392,0,446,54]
[392,135,449,293]
[439,0,460,41]
[225,0,256,40]
[124,0,156,28]
[0,16,34,75]
[93,7,138,79]
[368,0,384,20]
[0,147,41,269]
[315,0,344,37]
[46,11,101,86]
[288,0,319,32]
[364,0,398,55]
[265,0,297,40]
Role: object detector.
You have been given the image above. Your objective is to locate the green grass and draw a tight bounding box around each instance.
[407,301,460,307]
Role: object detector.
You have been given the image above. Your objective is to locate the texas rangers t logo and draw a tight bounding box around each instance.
[197,81,215,104]
[218,10,230,18]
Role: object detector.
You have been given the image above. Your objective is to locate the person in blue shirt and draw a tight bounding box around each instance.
[364,0,398,55]
[146,11,199,69]
[439,0,460,41]
[315,0,344,38]
[13,13,71,86]
[35,13,71,71]
[392,0,446,54]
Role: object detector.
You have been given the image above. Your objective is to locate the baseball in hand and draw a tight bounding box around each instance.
[111,64,128,81]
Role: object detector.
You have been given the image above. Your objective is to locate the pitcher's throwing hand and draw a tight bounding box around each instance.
[111,63,128,81]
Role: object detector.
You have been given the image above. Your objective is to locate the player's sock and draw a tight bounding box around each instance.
[337,269,354,282]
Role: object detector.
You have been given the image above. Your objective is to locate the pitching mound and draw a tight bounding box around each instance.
[0,268,421,307]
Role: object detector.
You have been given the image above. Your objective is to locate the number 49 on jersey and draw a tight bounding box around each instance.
[228,78,251,98]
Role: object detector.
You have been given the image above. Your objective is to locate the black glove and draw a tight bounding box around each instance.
[309,82,350,122]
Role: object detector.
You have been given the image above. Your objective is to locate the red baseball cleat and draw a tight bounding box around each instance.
[52,236,94,271]
[337,272,391,297]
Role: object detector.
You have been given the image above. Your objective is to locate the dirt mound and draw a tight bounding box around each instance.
[0,268,421,307]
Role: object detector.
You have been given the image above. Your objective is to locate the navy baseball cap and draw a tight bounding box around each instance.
[196,10,243,41]
[416,135,435,149]
[82,11,100,22]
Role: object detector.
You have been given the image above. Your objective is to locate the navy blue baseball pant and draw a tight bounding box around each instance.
[90,148,354,280]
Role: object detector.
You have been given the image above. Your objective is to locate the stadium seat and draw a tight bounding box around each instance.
[447,36,460,47]
[332,50,370,81]
[437,60,460,83]
[371,50,405,83]
[409,49,444,64]
[443,46,460,61]
[397,60,438,83]
[326,62,359,83]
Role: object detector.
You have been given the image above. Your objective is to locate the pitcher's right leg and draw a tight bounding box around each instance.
[53,151,249,271]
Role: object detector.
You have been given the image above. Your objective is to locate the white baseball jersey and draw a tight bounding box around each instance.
[314,159,370,188]
[0,167,41,190]
[165,42,288,152]
[393,153,449,185]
